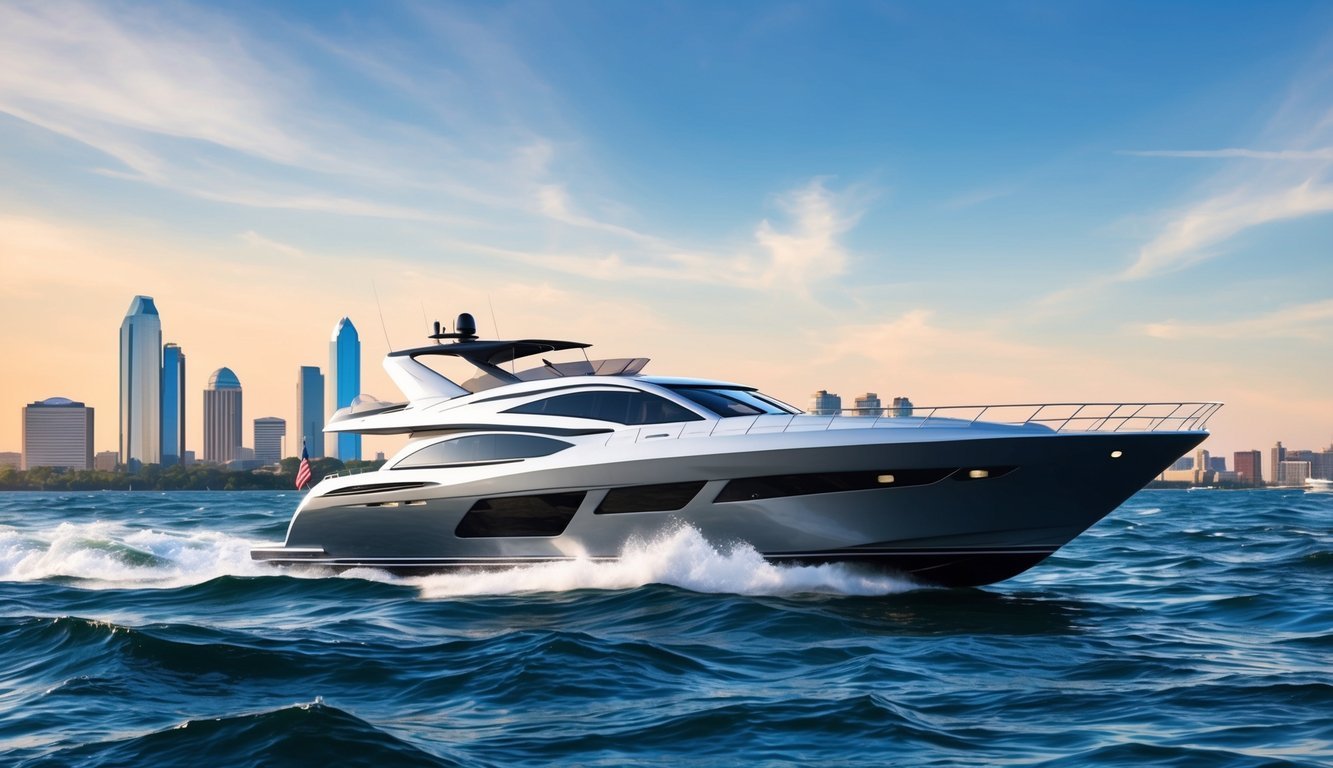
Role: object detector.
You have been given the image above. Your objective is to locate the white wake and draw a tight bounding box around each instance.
[408,526,921,598]
[0,521,921,597]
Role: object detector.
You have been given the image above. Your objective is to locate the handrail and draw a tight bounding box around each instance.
[322,465,382,481]
[800,401,1222,434]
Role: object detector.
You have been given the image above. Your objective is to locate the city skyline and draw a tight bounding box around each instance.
[5,289,1333,465]
[1,2,1331,461]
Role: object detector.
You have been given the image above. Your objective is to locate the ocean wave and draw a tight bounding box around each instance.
[21,700,462,768]
[0,522,267,588]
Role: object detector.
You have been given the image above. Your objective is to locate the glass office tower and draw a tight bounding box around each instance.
[160,343,186,466]
[119,295,162,469]
[297,366,325,459]
[326,317,361,460]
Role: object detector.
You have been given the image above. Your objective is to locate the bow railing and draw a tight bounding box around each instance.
[812,401,1222,433]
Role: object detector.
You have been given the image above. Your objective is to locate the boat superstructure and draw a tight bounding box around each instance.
[252,314,1220,587]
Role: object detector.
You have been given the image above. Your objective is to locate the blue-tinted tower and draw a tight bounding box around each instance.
[160,343,186,466]
[326,317,361,460]
[297,366,325,459]
[119,295,162,468]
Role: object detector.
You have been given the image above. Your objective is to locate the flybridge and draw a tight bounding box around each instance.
[370,312,650,403]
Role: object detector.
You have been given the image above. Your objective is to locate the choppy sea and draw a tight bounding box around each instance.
[0,489,1329,767]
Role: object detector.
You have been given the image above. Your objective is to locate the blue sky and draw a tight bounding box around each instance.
[1,0,1331,460]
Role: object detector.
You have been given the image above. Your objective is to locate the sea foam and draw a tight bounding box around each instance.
[0,520,920,597]
[0,521,268,588]
[408,525,921,599]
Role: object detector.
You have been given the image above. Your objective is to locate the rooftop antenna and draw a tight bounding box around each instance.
[372,280,393,352]
[487,295,515,373]
[421,301,435,344]
[487,294,501,338]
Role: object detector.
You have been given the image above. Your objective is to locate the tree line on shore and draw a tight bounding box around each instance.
[0,457,385,491]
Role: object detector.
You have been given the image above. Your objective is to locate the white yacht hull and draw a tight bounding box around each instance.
[253,428,1205,587]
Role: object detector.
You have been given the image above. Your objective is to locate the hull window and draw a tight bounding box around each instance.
[714,468,957,502]
[595,481,708,514]
[455,492,586,537]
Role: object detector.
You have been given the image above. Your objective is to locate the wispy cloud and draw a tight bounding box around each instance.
[0,1,313,176]
[754,180,862,289]
[1122,148,1333,160]
[239,231,305,260]
[0,0,875,295]
[447,178,867,294]
[1114,43,1333,282]
[1138,299,1333,340]
[1122,178,1333,280]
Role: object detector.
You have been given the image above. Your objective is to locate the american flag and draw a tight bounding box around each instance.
[295,441,312,490]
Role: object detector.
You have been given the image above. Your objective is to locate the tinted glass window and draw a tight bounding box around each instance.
[394,434,571,469]
[455,492,585,537]
[506,390,703,425]
[667,387,792,418]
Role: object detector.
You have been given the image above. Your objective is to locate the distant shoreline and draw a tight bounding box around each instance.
[0,457,383,492]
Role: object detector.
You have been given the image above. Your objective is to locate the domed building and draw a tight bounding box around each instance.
[204,367,243,463]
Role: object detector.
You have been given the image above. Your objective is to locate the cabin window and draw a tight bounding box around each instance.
[393,434,572,469]
[665,387,795,418]
[505,390,703,425]
[595,481,707,514]
[455,492,585,537]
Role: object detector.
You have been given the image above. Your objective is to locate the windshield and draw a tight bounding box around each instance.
[666,387,798,418]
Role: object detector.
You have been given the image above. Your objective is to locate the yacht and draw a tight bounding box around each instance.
[1306,478,1332,494]
[252,314,1220,587]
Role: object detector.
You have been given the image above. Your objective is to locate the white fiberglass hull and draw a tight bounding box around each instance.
[252,427,1205,587]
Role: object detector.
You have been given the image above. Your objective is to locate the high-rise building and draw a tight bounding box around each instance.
[119,295,162,468]
[254,417,286,464]
[297,366,325,459]
[22,397,94,470]
[1233,450,1262,486]
[1170,456,1194,471]
[891,396,915,418]
[854,393,883,417]
[1270,442,1286,488]
[327,317,361,460]
[1208,456,1227,473]
[1313,447,1333,481]
[203,368,243,464]
[809,390,841,416]
[94,451,118,471]
[1278,460,1311,487]
[160,343,186,467]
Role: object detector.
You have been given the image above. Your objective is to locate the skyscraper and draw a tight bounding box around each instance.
[161,343,186,467]
[253,417,286,464]
[1234,450,1262,486]
[22,397,94,470]
[853,393,883,417]
[327,317,361,460]
[1270,442,1286,487]
[203,367,243,464]
[297,366,325,459]
[119,295,162,468]
[810,390,841,416]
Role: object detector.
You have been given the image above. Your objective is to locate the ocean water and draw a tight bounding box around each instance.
[0,490,1329,767]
